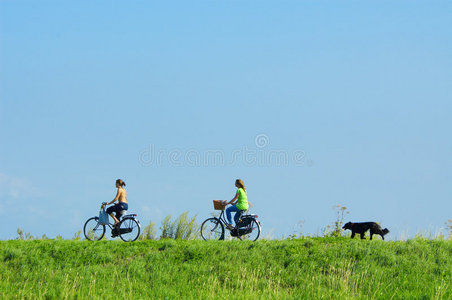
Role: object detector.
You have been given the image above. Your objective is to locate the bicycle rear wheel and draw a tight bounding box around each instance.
[238,219,261,241]
[83,217,105,241]
[201,218,224,241]
[118,217,141,242]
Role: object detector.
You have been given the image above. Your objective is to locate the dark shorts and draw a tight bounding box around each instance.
[106,202,128,215]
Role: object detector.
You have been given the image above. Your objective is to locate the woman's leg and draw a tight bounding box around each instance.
[106,204,120,225]
[226,205,239,225]
[110,213,120,225]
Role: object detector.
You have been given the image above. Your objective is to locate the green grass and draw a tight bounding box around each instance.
[0,238,451,299]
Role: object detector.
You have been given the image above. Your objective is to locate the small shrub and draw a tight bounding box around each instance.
[16,228,34,240]
[140,221,157,240]
[174,212,198,240]
[73,230,82,241]
[160,212,199,240]
[323,205,349,237]
[16,228,24,240]
[160,215,174,239]
[446,219,452,240]
[288,220,304,240]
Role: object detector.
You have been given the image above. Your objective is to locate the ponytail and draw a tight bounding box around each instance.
[116,179,126,187]
[235,179,246,193]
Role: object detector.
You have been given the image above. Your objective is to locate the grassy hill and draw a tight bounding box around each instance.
[0,238,451,299]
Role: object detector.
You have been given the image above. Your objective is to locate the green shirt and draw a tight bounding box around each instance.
[236,188,248,210]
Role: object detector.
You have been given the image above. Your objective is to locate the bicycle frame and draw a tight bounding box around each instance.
[217,209,251,225]
[217,210,228,226]
[96,204,139,237]
[100,204,138,226]
[105,214,139,229]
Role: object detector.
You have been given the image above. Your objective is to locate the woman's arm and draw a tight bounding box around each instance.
[227,193,239,205]
[107,189,121,205]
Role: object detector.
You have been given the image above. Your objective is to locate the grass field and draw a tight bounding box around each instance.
[0,238,451,299]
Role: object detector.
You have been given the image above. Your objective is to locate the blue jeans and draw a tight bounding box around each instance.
[226,205,244,225]
[106,202,128,215]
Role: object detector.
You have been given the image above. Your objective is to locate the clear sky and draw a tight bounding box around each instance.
[1,1,451,240]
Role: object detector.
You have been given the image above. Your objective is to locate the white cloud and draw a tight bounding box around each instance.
[140,205,164,222]
[0,173,43,199]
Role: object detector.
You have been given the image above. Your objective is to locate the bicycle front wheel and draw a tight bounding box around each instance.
[119,217,141,242]
[238,219,261,241]
[201,218,224,241]
[83,217,105,241]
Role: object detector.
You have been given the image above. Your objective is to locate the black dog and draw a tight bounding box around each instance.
[342,222,389,240]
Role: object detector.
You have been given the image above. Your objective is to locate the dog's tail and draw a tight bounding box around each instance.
[382,228,390,235]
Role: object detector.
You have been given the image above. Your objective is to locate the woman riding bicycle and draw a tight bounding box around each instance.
[106,179,128,226]
[225,179,248,229]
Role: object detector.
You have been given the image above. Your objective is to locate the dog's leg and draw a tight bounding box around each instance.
[360,233,365,239]
[380,234,385,240]
[370,233,373,240]
[351,232,355,239]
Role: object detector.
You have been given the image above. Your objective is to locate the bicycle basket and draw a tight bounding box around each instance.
[213,200,225,211]
[98,210,109,225]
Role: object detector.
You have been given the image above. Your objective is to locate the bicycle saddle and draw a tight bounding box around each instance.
[116,210,128,219]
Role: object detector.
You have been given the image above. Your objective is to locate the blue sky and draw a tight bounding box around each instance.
[1,1,451,239]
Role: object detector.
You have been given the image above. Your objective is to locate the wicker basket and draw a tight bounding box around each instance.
[213,200,226,211]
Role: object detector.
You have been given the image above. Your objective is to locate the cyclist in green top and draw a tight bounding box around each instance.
[225,179,249,229]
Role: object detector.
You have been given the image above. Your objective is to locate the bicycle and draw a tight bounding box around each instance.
[200,200,261,241]
[83,202,141,242]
